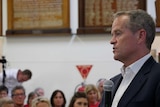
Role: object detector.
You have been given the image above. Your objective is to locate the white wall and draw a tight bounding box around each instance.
[1,0,159,105]
[4,34,122,103]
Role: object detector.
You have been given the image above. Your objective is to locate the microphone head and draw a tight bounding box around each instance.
[103,80,114,91]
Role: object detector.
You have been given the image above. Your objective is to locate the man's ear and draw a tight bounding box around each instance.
[137,29,146,44]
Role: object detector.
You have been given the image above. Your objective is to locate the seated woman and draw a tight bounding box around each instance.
[24,91,38,107]
[0,97,14,107]
[50,89,66,107]
[85,84,100,107]
[68,92,89,107]
[32,96,51,107]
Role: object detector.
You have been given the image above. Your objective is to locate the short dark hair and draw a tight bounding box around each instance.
[22,69,32,79]
[0,85,8,94]
[11,85,25,97]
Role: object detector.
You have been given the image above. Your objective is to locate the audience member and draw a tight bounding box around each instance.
[11,85,26,107]
[50,89,66,107]
[96,78,106,101]
[84,84,100,107]
[24,91,38,107]
[68,92,89,107]
[34,87,44,97]
[0,69,32,96]
[99,9,160,107]
[32,96,51,107]
[0,85,8,98]
[0,97,14,107]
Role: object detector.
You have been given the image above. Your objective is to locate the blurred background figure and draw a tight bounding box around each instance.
[0,97,14,107]
[68,92,89,107]
[0,85,8,98]
[24,91,38,107]
[96,78,106,101]
[32,96,50,107]
[50,89,66,107]
[0,69,32,96]
[11,85,26,107]
[85,84,100,107]
[34,87,44,97]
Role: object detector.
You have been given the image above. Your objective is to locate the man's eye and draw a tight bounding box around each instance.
[115,32,121,36]
[111,31,122,37]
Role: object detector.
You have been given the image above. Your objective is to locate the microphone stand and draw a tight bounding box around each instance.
[0,56,7,85]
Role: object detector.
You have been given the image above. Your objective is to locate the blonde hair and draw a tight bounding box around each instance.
[84,84,101,101]
[0,97,14,107]
[31,96,50,107]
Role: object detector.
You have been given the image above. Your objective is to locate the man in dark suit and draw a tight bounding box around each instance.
[100,9,160,107]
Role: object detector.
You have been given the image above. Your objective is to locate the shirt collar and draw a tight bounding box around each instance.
[121,53,151,77]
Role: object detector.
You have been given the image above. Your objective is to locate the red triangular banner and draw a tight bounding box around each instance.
[76,65,92,80]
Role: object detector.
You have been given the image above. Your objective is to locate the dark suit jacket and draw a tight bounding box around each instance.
[99,56,160,107]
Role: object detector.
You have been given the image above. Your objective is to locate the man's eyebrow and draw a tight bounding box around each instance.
[111,29,121,34]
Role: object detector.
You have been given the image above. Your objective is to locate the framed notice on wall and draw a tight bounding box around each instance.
[0,0,2,36]
[155,0,160,27]
[6,0,71,35]
[77,0,146,34]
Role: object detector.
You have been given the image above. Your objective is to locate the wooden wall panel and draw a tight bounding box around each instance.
[6,0,71,35]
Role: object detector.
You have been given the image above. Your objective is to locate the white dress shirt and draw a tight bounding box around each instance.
[111,54,151,107]
[0,69,22,96]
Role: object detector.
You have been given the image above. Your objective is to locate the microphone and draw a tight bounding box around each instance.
[103,80,114,107]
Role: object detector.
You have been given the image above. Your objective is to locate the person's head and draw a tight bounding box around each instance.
[17,69,32,82]
[11,85,26,106]
[50,89,66,107]
[0,97,14,107]
[0,85,8,98]
[110,9,155,66]
[34,88,44,97]
[32,96,51,107]
[27,91,38,107]
[84,84,100,103]
[68,92,89,107]
[96,78,106,95]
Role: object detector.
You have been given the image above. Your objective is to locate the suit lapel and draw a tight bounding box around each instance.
[111,74,123,101]
[118,56,155,107]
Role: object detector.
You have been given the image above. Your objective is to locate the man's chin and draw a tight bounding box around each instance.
[114,56,121,61]
[113,56,118,60]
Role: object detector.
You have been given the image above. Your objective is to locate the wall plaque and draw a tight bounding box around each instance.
[77,0,146,34]
[6,0,71,35]
[155,0,160,27]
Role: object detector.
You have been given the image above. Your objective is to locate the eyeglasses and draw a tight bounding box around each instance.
[12,93,25,97]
